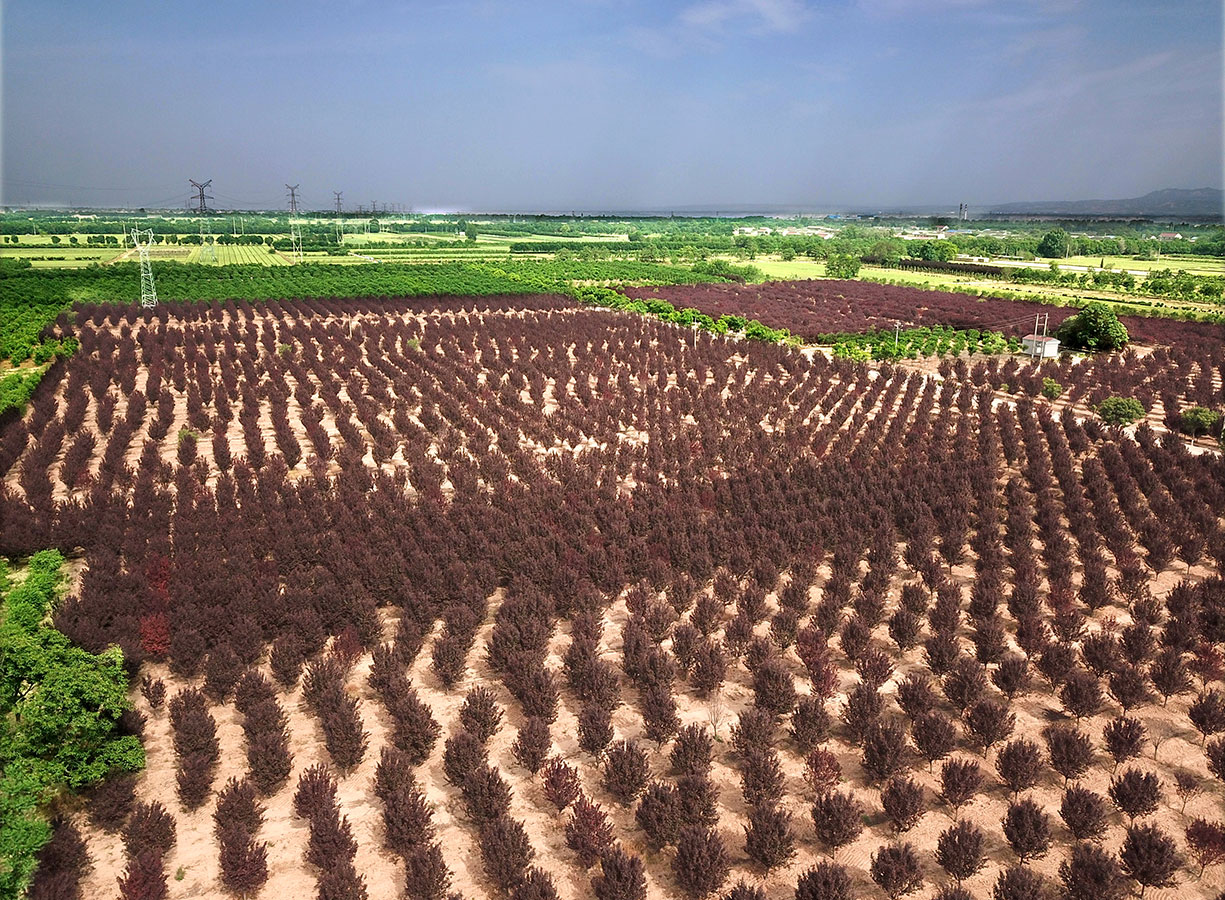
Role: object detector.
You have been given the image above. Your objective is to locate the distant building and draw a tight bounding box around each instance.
[1157,232,1183,240]
[1021,335,1060,358]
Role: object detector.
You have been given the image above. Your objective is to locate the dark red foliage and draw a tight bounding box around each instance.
[404,843,451,900]
[459,686,503,743]
[740,748,785,808]
[460,764,513,824]
[213,778,263,837]
[795,862,852,900]
[671,724,713,777]
[869,842,924,900]
[1185,818,1225,876]
[316,858,368,900]
[217,825,269,898]
[140,675,166,711]
[1002,798,1051,863]
[673,826,730,899]
[939,758,982,815]
[1059,843,1127,900]
[1109,767,1162,821]
[593,848,647,900]
[1060,785,1110,841]
[512,717,551,774]
[306,805,357,870]
[636,781,681,849]
[744,803,795,871]
[293,764,338,820]
[565,795,615,867]
[603,741,650,804]
[995,738,1044,796]
[936,820,986,884]
[479,816,534,892]
[116,851,167,900]
[86,774,137,832]
[880,776,926,833]
[811,790,863,851]
[28,819,90,900]
[1043,724,1094,784]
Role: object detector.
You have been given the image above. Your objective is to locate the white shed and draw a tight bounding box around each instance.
[1021,334,1060,358]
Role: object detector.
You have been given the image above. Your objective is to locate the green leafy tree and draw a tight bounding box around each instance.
[1096,397,1145,427]
[825,254,862,279]
[1056,302,1129,351]
[1041,378,1063,400]
[1037,229,1070,258]
[1,551,144,898]
[1180,406,1220,439]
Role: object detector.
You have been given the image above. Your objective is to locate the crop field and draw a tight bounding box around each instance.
[624,281,1225,432]
[1,245,126,267]
[186,244,290,266]
[624,279,1225,344]
[3,292,1224,900]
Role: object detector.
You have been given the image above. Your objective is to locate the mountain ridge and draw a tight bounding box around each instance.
[989,187,1222,218]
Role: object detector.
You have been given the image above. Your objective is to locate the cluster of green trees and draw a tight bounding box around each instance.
[1143,268,1225,303]
[1007,265,1137,292]
[573,287,789,343]
[1,551,144,898]
[0,370,46,417]
[823,326,1016,361]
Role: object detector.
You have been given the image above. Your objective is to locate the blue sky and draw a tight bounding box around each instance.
[2,0,1221,211]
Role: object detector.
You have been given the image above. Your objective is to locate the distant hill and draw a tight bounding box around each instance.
[989,188,1223,218]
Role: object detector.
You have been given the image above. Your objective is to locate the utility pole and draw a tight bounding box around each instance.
[286,184,300,214]
[131,228,158,307]
[334,191,343,214]
[189,179,213,214]
[895,322,901,351]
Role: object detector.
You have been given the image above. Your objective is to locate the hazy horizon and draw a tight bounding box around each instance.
[3,0,1221,212]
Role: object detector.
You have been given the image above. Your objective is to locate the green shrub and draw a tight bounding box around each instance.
[1042,378,1063,400]
[1096,397,1145,426]
[0,551,144,898]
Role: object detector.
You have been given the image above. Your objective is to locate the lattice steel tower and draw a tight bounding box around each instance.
[131,228,158,307]
[189,179,213,214]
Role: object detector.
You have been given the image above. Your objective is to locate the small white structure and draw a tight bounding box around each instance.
[1022,334,1060,358]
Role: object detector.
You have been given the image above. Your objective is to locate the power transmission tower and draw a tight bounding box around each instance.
[200,220,217,262]
[286,184,300,214]
[189,179,213,214]
[131,228,158,307]
[289,215,304,264]
[334,191,343,214]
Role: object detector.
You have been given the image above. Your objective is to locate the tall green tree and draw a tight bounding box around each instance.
[1037,228,1070,258]
[1056,302,1129,351]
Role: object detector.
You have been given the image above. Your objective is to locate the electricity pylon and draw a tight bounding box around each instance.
[131,228,158,307]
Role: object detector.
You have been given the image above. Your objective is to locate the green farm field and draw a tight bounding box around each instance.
[1054,253,1225,275]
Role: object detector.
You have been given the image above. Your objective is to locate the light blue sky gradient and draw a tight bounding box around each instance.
[3,0,1221,211]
